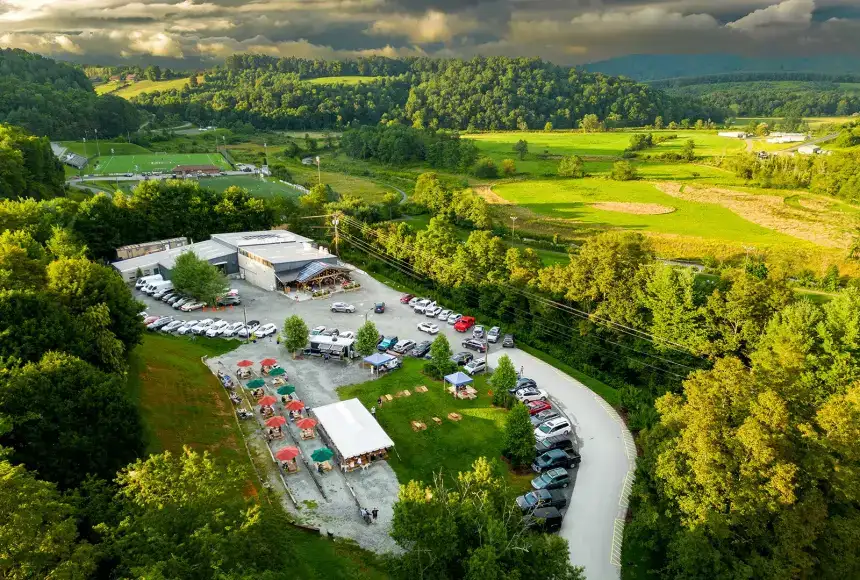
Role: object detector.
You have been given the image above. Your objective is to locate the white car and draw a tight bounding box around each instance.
[463,358,487,375]
[413,299,432,313]
[472,325,485,339]
[534,418,571,441]
[161,320,185,333]
[339,331,356,340]
[206,320,229,337]
[425,306,442,318]
[516,387,549,403]
[192,319,215,334]
[176,321,197,335]
[173,297,191,309]
[438,309,452,320]
[417,321,439,334]
[331,302,356,313]
[220,322,245,337]
[447,313,462,325]
[181,301,203,312]
[487,326,501,343]
[256,323,278,337]
[310,325,326,335]
[408,296,423,307]
[140,311,148,319]
[236,321,261,338]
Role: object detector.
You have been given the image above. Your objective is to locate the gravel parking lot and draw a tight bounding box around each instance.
[141,267,633,578]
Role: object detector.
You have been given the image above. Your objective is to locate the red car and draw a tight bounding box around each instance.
[400,294,415,304]
[454,316,476,332]
[526,400,553,416]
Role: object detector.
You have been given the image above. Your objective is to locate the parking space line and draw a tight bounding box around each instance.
[610,518,624,567]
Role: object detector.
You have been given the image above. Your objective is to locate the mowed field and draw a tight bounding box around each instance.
[205,175,305,198]
[304,76,384,85]
[59,141,151,156]
[93,152,230,174]
[95,76,205,99]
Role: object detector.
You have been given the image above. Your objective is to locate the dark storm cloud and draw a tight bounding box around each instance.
[0,0,858,65]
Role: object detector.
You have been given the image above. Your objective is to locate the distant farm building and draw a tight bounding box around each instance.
[125,74,137,82]
[767,133,808,144]
[109,75,121,82]
[172,164,221,176]
[798,145,822,155]
[115,237,189,261]
[718,131,749,138]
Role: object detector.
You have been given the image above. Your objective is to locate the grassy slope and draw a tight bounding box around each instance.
[103,76,205,99]
[59,141,152,156]
[286,160,396,202]
[205,175,304,198]
[338,357,531,490]
[305,76,384,86]
[127,333,386,579]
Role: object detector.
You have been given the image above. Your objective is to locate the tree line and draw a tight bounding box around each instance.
[132,55,724,132]
[0,49,141,139]
[0,124,65,200]
[340,124,479,172]
[337,204,860,578]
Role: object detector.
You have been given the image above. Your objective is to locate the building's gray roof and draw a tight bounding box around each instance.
[247,242,333,266]
[211,230,310,250]
[112,239,233,272]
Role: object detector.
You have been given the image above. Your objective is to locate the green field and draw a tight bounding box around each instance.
[59,141,151,156]
[92,152,230,174]
[493,178,807,247]
[339,357,530,489]
[95,76,205,99]
[205,175,305,198]
[305,76,384,86]
[287,160,398,202]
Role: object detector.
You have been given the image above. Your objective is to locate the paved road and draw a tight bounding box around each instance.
[487,349,633,580]
[774,132,839,155]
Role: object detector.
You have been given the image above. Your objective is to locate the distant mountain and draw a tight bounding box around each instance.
[584,54,860,82]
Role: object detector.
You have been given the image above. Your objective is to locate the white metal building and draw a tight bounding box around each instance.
[313,398,394,462]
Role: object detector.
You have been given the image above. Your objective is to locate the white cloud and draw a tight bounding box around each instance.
[727,0,815,32]
[368,10,479,43]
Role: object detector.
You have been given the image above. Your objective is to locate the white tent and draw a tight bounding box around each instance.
[313,398,394,460]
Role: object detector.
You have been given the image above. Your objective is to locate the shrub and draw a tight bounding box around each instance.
[472,157,498,178]
[611,160,638,181]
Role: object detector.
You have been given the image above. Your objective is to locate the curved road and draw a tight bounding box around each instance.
[487,350,634,580]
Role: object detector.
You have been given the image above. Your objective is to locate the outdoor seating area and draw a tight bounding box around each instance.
[444,371,477,400]
[312,398,395,473]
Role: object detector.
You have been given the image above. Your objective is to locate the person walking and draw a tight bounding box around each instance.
[370,406,376,418]
[377,396,383,408]
[371,508,378,522]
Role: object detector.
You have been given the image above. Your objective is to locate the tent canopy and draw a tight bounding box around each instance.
[313,398,394,460]
[444,371,473,387]
[363,353,396,367]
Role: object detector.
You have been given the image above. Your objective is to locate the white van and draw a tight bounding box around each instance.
[136,274,163,289]
[146,280,173,296]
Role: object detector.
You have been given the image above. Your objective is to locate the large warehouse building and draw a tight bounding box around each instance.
[111,230,348,292]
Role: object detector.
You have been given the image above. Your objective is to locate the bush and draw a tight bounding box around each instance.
[472,157,498,178]
[557,155,585,178]
[611,160,638,181]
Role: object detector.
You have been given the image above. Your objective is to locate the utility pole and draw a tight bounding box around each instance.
[332,213,341,256]
[510,216,518,241]
[94,129,101,157]
[316,156,321,185]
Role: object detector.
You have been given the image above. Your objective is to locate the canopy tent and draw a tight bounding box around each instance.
[444,371,474,387]
[363,352,395,375]
[313,398,394,461]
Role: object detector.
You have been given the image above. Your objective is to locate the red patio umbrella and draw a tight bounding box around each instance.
[296,417,317,430]
[258,395,277,406]
[285,400,305,412]
[275,447,300,461]
[266,416,287,428]
[236,360,254,368]
[260,358,277,366]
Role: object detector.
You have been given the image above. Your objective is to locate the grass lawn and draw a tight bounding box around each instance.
[205,175,306,198]
[94,80,124,95]
[287,161,397,202]
[111,76,205,99]
[127,333,386,579]
[91,152,230,174]
[305,76,384,86]
[59,141,152,156]
[493,177,805,247]
[339,358,531,490]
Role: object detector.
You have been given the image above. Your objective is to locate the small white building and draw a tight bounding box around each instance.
[718,131,749,138]
[798,145,822,155]
[312,398,394,465]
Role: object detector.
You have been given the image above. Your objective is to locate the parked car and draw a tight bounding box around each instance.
[526,400,553,416]
[472,325,485,339]
[143,315,160,325]
[535,435,576,456]
[535,418,572,441]
[181,301,203,312]
[331,302,355,313]
[447,313,462,325]
[410,341,432,357]
[400,294,414,304]
[206,320,230,337]
[221,322,245,337]
[166,294,182,305]
[425,306,442,318]
[438,308,452,320]
[236,321,260,338]
[172,297,191,309]
[502,334,515,348]
[414,300,435,314]
[450,351,474,365]
[256,323,278,337]
[310,326,326,335]
[160,292,177,303]
[140,311,148,319]
[417,321,439,334]
[462,338,487,353]
[524,507,564,533]
[374,302,386,313]
[454,316,476,332]
[530,409,561,427]
[531,467,571,490]
[392,340,416,355]
[408,296,422,307]
[515,489,567,513]
[161,320,185,333]
[509,377,537,394]
[412,299,431,312]
[148,316,174,330]
[378,336,398,351]
[191,319,214,334]
[516,387,549,403]
[152,289,171,300]
[532,448,581,473]
[487,326,501,343]
[216,295,241,306]
[176,321,196,335]
[463,358,487,375]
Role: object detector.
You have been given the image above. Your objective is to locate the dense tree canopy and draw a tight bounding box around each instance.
[0,124,64,200]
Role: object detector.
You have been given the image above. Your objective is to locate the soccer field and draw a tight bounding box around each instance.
[92,153,230,175]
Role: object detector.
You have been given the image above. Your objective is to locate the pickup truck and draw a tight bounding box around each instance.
[515,489,567,513]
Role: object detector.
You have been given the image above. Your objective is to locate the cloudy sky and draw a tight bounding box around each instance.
[1,0,859,67]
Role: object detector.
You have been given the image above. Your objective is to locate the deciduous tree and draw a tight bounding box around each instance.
[355,320,379,356]
[282,315,309,357]
[491,354,518,406]
[513,139,528,160]
[557,155,585,178]
[170,251,228,306]
[501,158,516,176]
[503,403,536,467]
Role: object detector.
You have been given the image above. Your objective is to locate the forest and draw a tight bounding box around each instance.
[0,49,141,139]
[340,125,479,172]
[132,55,724,132]
[0,124,65,200]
